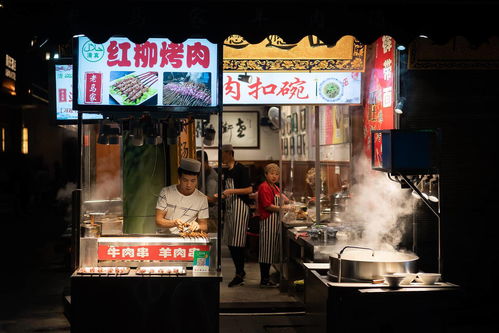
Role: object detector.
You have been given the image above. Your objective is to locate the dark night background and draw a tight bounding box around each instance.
[1,0,499,331]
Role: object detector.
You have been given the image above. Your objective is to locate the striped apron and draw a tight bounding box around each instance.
[222,178,250,247]
[259,194,280,264]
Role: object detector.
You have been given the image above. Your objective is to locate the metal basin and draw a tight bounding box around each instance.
[328,248,418,282]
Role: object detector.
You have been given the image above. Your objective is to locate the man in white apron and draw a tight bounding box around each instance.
[219,144,252,287]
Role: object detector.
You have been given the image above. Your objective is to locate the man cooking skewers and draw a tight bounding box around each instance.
[155,158,209,235]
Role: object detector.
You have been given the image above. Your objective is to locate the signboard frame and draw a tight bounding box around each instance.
[72,35,223,118]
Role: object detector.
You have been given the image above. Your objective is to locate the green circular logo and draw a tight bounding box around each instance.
[82,40,105,62]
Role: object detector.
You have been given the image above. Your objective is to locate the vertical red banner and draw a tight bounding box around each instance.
[84,72,102,104]
[363,36,396,166]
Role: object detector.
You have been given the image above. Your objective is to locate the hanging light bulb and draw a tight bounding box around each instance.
[428,175,439,202]
[130,120,144,146]
[97,123,110,145]
[411,176,423,199]
[108,127,120,145]
[203,123,216,146]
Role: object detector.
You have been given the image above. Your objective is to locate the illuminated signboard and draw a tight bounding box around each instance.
[54,63,102,121]
[73,35,220,115]
[48,59,103,123]
[223,72,362,105]
[363,35,396,165]
[1,53,16,95]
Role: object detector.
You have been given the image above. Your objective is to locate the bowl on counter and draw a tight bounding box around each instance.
[392,272,417,285]
[382,274,405,288]
[417,273,441,285]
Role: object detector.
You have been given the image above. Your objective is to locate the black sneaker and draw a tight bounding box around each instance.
[228,275,245,287]
[260,280,279,288]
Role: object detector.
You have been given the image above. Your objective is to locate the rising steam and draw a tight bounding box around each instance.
[345,154,413,251]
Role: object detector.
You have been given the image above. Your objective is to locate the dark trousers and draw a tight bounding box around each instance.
[259,263,271,282]
[228,246,245,276]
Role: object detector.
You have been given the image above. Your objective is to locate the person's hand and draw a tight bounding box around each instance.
[222,189,232,197]
[173,219,184,227]
[189,221,200,231]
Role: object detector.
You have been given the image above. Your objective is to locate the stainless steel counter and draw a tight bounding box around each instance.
[285,226,341,263]
[304,266,463,332]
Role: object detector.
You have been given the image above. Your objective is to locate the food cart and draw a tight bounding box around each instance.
[69,35,223,333]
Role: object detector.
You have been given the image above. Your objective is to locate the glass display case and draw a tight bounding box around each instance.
[76,119,218,272]
[70,118,221,333]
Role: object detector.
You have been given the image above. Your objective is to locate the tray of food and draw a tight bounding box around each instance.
[136,266,186,275]
[109,71,159,106]
[77,267,130,275]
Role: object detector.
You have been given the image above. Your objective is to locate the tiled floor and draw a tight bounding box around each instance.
[219,245,301,306]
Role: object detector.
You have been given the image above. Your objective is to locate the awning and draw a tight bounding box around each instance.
[2,1,499,47]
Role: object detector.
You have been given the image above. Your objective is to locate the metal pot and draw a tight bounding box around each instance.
[81,223,101,238]
[328,246,418,282]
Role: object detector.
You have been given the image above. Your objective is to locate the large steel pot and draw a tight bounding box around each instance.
[328,246,418,282]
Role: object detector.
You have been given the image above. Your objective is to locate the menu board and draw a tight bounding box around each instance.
[223,72,361,105]
[73,36,220,114]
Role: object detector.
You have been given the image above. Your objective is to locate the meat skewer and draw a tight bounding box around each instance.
[111,72,158,104]
[125,77,158,103]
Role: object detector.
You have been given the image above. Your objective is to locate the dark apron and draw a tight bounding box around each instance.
[222,178,249,247]
[259,194,280,264]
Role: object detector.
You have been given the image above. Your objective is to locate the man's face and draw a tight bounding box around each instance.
[178,173,198,195]
[222,150,232,164]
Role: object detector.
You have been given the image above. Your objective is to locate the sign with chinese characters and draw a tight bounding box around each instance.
[195,111,260,148]
[74,36,219,112]
[54,64,102,121]
[363,36,396,166]
[223,72,361,105]
[97,244,210,261]
[1,53,16,95]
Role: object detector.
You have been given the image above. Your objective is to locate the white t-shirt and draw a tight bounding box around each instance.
[155,185,209,234]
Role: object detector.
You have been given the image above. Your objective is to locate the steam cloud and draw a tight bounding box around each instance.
[56,182,77,201]
[345,154,413,251]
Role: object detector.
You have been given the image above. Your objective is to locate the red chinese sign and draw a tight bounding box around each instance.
[223,72,362,105]
[97,244,210,261]
[105,40,210,69]
[363,36,396,165]
[75,36,219,108]
[84,72,102,104]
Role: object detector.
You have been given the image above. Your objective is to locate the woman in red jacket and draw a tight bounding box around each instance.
[257,163,292,287]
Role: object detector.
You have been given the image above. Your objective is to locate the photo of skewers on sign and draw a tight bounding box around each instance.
[163,72,212,106]
[109,71,159,106]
